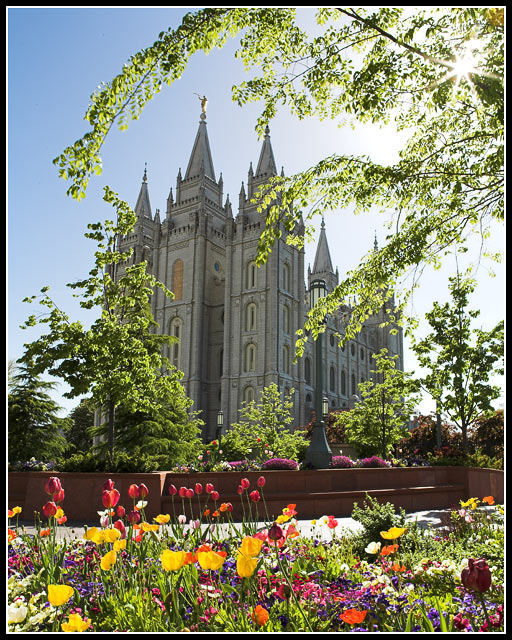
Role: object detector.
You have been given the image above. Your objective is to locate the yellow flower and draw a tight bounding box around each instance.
[140,522,159,532]
[380,527,407,540]
[276,514,291,524]
[240,536,263,557]
[236,552,258,578]
[154,514,170,524]
[55,507,64,519]
[161,549,187,572]
[460,497,479,510]
[8,506,22,517]
[100,549,117,571]
[113,539,127,552]
[61,613,90,632]
[197,550,226,571]
[83,527,99,541]
[48,584,74,607]
[104,528,122,542]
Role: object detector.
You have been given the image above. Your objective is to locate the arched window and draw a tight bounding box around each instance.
[172,259,184,301]
[305,357,312,385]
[351,373,357,395]
[341,369,346,395]
[169,317,182,369]
[246,303,257,331]
[283,304,290,334]
[330,365,336,392]
[283,345,290,374]
[283,262,290,291]
[245,343,257,372]
[247,261,257,289]
[244,385,255,405]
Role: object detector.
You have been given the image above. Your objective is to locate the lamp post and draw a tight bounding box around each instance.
[216,410,223,446]
[305,279,333,469]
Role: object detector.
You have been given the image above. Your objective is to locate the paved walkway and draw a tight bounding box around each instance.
[12,508,453,543]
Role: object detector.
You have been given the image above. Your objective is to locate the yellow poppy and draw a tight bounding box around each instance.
[8,506,22,518]
[103,528,122,542]
[61,613,90,632]
[236,552,258,578]
[83,527,99,541]
[100,550,117,571]
[380,527,407,540]
[460,497,479,509]
[161,549,187,572]
[197,550,227,571]
[240,536,263,557]
[140,522,159,532]
[55,507,65,519]
[48,584,74,607]
[275,514,291,524]
[154,514,171,524]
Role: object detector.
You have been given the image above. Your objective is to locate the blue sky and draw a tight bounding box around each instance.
[8,7,504,417]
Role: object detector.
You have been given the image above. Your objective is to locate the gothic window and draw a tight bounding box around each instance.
[245,343,257,372]
[351,373,357,395]
[244,385,255,405]
[169,317,182,369]
[283,345,290,374]
[172,259,184,301]
[283,304,290,334]
[246,303,257,331]
[305,357,312,385]
[247,261,257,289]
[360,347,365,361]
[341,369,346,395]
[351,342,356,357]
[329,365,335,392]
[283,262,290,291]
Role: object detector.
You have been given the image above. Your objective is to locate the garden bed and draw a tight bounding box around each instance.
[8,467,504,522]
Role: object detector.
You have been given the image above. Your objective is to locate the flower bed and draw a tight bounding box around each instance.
[8,475,504,632]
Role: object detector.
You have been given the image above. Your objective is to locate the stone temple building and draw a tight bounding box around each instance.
[116,109,404,441]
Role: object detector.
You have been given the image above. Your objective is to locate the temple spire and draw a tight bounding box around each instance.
[134,164,152,219]
[255,125,277,178]
[184,111,216,181]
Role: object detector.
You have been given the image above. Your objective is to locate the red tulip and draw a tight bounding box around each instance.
[461,558,492,593]
[103,478,115,492]
[195,483,203,495]
[211,490,220,501]
[42,501,58,519]
[237,485,244,495]
[138,483,149,499]
[102,489,120,509]
[179,486,188,498]
[53,488,65,504]
[241,478,250,490]
[127,510,141,525]
[114,519,126,539]
[250,490,261,502]
[268,523,284,541]
[45,476,62,496]
[116,505,125,518]
[257,476,266,488]
[226,502,233,512]
[185,488,194,499]
[168,484,177,496]
[128,484,140,499]
[205,483,214,494]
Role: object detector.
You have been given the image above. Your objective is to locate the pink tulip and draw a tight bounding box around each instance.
[250,490,261,503]
[205,483,214,494]
[195,483,203,495]
[241,478,250,490]
[210,490,220,501]
[102,489,120,509]
[45,476,62,496]
[138,483,149,499]
[42,501,58,519]
[127,510,141,525]
[114,519,126,539]
[128,484,140,500]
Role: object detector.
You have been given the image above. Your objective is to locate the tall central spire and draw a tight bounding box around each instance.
[185,112,216,181]
[255,125,277,178]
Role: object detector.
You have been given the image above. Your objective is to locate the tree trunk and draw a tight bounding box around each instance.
[107,398,116,457]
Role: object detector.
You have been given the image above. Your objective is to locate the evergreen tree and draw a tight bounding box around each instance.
[66,397,96,453]
[8,366,70,463]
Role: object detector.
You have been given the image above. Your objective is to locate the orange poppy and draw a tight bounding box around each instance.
[380,544,399,556]
[212,510,220,518]
[40,528,51,537]
[482,496,495,505]
[251,605,269,627]
[392,563,407,572]
[203,509,210,517]
[340,609,367,625]
[8,529,16,543]
[219,503,228,512]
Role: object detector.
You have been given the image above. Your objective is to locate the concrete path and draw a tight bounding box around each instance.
[11,508,453,543]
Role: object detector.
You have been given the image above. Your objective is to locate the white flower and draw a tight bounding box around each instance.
[136,500,148,509]
[178,514,187,524]
[365,541,382,554]
[8,604,28,624]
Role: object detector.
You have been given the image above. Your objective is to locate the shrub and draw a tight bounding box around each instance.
[331,455,355,468]
[8,458,57,472]
[357,456,390,468]
[55,451,163,473]
[262,458,299,470]
[351,493,407,555]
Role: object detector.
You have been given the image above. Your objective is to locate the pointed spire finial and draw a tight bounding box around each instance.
[374,231,378,251]
[143,163,147,183]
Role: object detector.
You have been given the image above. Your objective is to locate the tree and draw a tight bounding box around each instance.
[8,365,70,463]
[52,8,503,352]
[90,382,203,466]
[220,384,308,462]
[66,397,96,453]
[18,188,182,457]
[411,270,504,454]
[342,348,420,458]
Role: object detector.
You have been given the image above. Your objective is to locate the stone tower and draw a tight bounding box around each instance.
[118,109,404,440]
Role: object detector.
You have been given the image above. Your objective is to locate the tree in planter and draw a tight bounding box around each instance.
[8,364,70,463]
[89,379,203,467]
[220,383,309,463]
[18,188,182,458]
[65,397,96,453]
[411,270,504,454]
[342,348,421,459]
[471,409,503,459]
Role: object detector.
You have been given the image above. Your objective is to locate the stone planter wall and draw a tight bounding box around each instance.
[8,467,504,524]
